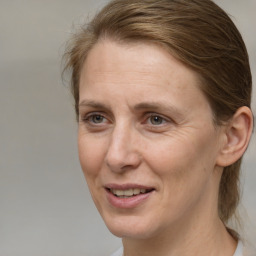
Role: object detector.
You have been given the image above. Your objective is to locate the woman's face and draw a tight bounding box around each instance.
[78,40,224,239]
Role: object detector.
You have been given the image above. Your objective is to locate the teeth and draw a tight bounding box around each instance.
[140,189,146,193]
[133,188,140,195]
[114,189,124,196]
[124,189,133,196]
[110,188,150,197]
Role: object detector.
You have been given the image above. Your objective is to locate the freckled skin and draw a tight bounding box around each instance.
[78,40,236,255]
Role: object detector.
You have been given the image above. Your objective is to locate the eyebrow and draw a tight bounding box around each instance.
[134,102,181,114]
[79,100,110,111]
[79,99,182,118]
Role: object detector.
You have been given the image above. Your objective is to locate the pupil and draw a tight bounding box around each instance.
[151,116,162,125]
[93,115,103,123]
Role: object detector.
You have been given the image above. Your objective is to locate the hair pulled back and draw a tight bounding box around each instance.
[63,0,252,224]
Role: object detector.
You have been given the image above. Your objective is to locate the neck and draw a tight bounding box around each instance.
[122,214,237,256]
[123,219,236,256]
[122,175,237,256]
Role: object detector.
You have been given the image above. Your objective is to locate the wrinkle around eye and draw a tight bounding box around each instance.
[141,114,176,133]
[147,115,167,126]
[87,114,107,124]
[79,112,112,132]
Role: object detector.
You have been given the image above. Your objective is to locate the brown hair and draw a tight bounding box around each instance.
[63,0,252,224]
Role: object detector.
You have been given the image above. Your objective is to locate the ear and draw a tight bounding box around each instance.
[216,106,253,167]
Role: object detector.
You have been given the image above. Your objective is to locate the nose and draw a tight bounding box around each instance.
[105,124,141,173]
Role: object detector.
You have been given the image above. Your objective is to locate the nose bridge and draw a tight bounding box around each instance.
[105,121,140,172]
[111,122,131,153]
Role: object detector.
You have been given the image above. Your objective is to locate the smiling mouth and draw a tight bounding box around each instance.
[107,188,154,198]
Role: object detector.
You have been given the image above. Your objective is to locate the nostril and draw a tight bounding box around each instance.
[105,132,141,173]
[105,154,141,173]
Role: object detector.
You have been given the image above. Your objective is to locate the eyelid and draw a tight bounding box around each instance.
[142,112,174,130]
[145,112,170,122]
[80,111,174,129]
[81,111,109,124]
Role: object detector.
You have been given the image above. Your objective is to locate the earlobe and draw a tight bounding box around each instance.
[216,106,253,167]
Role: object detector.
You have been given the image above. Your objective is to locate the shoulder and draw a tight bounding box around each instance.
[243,241,256,256]
[110,247,123,256]
[233,240,243,256]
[109,241,253,256]
[234,240,256,256]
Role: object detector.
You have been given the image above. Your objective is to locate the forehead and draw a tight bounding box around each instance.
[79,39,211,116]
[81,39,200,89]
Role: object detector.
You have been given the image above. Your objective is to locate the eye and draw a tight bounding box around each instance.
[82,113,108,125]
[147,115,167,126]
[149,115,165,125]
[89,114,106,124]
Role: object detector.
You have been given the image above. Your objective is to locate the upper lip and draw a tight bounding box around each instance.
[105,183,155,190]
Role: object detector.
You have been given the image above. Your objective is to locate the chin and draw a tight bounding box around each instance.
[103,214,160,239]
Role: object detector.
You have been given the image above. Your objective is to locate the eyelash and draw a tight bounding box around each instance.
[81,112,108,125]
[145,114,168,126]
[80,112,171,130]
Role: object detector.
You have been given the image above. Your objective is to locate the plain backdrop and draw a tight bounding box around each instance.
[0,1,255,255]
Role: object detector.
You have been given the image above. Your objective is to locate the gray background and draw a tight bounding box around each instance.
[0,1,255,255]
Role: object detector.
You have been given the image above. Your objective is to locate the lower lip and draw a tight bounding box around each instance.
[106,189,154,209]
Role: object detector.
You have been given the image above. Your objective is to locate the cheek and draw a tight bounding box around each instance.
[147,130,218,190]
[145,135,218,222]
[78,133,106,181]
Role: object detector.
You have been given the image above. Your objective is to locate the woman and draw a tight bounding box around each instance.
[63,0,254,255]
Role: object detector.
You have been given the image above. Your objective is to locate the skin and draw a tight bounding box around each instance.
[78,39,238,256]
